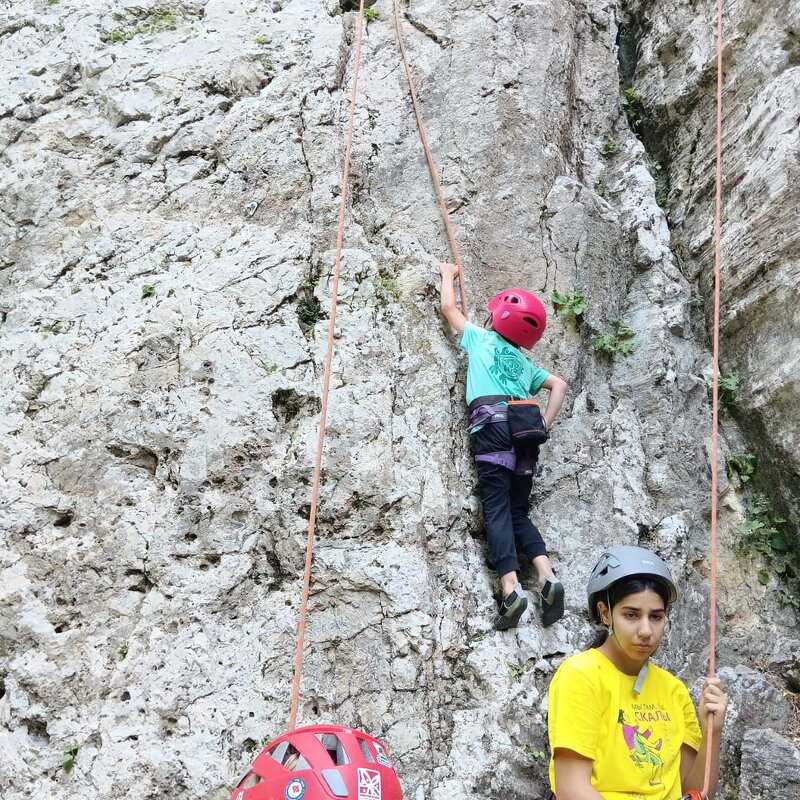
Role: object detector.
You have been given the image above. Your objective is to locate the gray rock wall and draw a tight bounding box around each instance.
[624,0,800,540]
[0,0,797,798]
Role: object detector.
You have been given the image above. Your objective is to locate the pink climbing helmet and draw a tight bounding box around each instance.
[487,289,547,349]
[231,724,403,800]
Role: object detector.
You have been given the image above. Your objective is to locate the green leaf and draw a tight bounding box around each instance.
[757,570,770,585]
[769,531,789,552]
[551,291,569,308]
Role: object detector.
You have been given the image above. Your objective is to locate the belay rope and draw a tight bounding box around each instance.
[286,0,367,731]
[287,0,469,729]
[700,0,725,795]
[287,4,726,794]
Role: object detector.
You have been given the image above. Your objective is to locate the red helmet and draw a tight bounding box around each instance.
[487,289,547,349]
[231,725,403,800]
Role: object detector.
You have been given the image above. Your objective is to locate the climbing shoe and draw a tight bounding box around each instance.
[540,576,565,627]
[494,584,528,631]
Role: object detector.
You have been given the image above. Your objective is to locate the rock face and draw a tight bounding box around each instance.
[738,728,800,800]
[0,1,797,799]
[624,0,800,540]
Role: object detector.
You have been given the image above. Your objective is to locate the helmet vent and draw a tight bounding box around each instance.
[239,771,263,788]
[316,732,349,766]
[270,742,310,771]
[522,316,540,328]
[357,738,376,762]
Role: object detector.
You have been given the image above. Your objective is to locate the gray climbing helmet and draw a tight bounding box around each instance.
[587,545,677,624]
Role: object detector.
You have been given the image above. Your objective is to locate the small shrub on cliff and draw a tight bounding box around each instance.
[372,270,399,304]
[738,494,796,585]
[709,371,739,414]
[552,289,587,322]
[106,9,176,43]
[62,742,79,774]
[620,86,645,130]
[594,320,634,358]
[601,137,620,159]
[297,288,322,326]
[364,7,379,22]
[727,452,757,484]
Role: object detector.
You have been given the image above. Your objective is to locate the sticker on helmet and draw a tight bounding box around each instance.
[236,792,244,800]
[374,744,392,767]
[357,767,382,799]
[285,778,306,800]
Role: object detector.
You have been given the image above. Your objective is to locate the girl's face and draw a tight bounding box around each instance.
[598,588,667,671]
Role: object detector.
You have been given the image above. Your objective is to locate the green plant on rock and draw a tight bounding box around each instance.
[594,320,634,358]
[372,270,399,304]
[709,371,739,414]
[726,453,757,484]
[364,7,379,22]
[522,744,546,759]
[254,35,269,44]
[778,587,800,610]
[652,160,670,211]
[552,289,587,322]
[601,137,620,159]
[40,321,62,337]
[737,494,795,580]
[106,9,176,43]
[507,662,524,681]
[62,742,79,774]
[620,86,645,130]
[297,288,322,326]
[670,233,688,274]
[594,176,609,199]
[141,284,156,299]
[259,361,278,375]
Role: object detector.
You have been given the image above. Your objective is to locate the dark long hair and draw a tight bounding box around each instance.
[587,576,672,649]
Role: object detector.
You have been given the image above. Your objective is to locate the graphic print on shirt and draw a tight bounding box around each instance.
[618,709,666,788]
[489,345,524,389]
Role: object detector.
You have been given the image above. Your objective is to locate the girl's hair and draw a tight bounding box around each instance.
[587,576,671,649]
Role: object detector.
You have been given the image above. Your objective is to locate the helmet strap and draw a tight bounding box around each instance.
[633,660,649,695]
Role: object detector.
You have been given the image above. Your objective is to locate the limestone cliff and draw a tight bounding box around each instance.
[0,0,797,798]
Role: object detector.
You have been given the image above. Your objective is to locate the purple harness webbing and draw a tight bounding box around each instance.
[469,402,537,476]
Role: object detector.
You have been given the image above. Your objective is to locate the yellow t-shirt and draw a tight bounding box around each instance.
[548,648,702,800]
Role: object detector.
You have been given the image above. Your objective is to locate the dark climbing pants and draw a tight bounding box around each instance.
[476,461,547,576]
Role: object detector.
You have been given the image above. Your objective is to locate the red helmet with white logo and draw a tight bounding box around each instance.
[487,289,547,349]
[231,725,403,800]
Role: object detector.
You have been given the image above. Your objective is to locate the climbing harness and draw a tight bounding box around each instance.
[286,0,368,732]
[230,724,403,800]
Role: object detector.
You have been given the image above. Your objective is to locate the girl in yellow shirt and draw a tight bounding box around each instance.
[547,546,728,800]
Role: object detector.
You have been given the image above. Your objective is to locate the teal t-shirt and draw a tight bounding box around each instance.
[459,321,549,405]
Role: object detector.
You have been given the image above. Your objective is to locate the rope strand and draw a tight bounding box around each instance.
[701,0,724,793]
[393,0,468,314]
[287,0,367,731]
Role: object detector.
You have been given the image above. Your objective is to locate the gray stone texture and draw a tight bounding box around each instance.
[738,728,800,800]
[625,0,800,541]
[0,0,798,798]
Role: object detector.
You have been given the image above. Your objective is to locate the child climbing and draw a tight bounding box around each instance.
[547,545,729,800]
[439,262,567,630]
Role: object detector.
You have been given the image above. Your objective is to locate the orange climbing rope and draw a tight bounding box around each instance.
[701,0,724,794]
[287,0,367,731]
[392,0,468,314]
